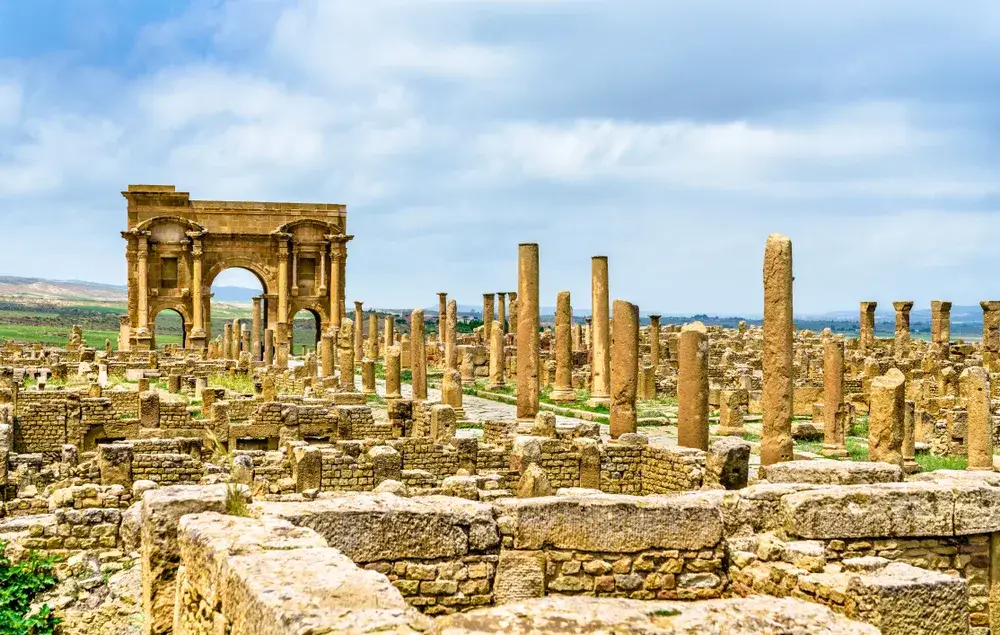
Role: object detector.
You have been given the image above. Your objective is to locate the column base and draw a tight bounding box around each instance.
[821,445,849,458]
[133,329,153,352]
[587,395,610,408]
[903,459,921,474]
[549,388,576,403]
[485,381,505,392]
[715,426,748,437]
[188,333,207,353]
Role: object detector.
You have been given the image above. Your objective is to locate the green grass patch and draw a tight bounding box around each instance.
[740,431,761,443]
[916,453,967,472]
[208,373,257,395]
[224,483,250,517]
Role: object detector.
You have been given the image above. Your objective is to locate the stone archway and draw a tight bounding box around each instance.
[151,306,187,350]
[121,185,352,353]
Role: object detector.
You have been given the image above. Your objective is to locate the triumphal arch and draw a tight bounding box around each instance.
[121,184,350,354]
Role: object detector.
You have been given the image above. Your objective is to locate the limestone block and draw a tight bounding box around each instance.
[98,443,134,487]
[494,493,722,552]
[292,446,322,493]
[493,550,545,605]
[760,460,903,486]
[260,494,499,563]
[516,464,553,498]
[232,454,254,485]
[368,445,402,485]
[510,436,542,474]
[574,438,601,490]
[780,482,954,539]
[530,411,557,437]
[846,562,968,635]
[706,437,750,490]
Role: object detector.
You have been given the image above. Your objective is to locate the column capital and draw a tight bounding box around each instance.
[859,301,877,313]
[981,301,1000,312]
[648,314,662,321]
[892,301,914,312]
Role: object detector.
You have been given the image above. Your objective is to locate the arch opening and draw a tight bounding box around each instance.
[291,308,322,356]
[153,308,186,350]
[209,267,267,357]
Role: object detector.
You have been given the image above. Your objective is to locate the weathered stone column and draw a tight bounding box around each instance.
[231,319,241,359]
[649,314,662,369]
[610,299,639,438]
[118,315,131,352]
[411,308,427,400]
[135,234,150,336]
[263,328,274,366]
[508,291,518,338]
[589,256,611,407]
[497,292,507,335]
[551,291,575,402]
[362,359,376,395]
[386,345,402,399]
[902,400,918,474]
[222,323,232,360]
[822,337,847,457]
[859,301,877,350]
[446,299,459,371]
[251,296,262,360]
[677,321,708,450]
[483,293,495,345]
[516,243,540,421]
[277,237,289,337]
[321,333,335,378]
[982,301,1000,354]
[354,301,364,364]
[761,234,794,466]
[367,313,379,362]
[892,301,913,355]
[437,293,448,342]
[383,316,394,362]
[962,366,993,470]
[869,368,905,467]
[339,317,355,391]
[487,322,505,390]
[329,241,343,329]
[189,236,206,350]
[572,323,583,352]
[931,300,952,352]
[240,324,250,358]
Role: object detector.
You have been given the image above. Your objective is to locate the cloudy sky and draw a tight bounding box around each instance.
[1,1,999,316]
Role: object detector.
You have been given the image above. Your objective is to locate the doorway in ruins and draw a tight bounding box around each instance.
[153,308,186,350]
[291,308,322,356]
[208,267,267,356]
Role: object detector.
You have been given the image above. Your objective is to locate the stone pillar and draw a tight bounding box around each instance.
[354,301,364,364]
[487,322,505,390]
[136,234,150,336]
[508,292,518,339]
[589,256,611,407]
[761,234,794,466]
[329,243,342,329]
[240,324,250,358]
[962,366,993,470]
[339,317,355,391]
[822,337,847,457]
[677,321,708,450]
[222,323,232,360]
[189,237,206,349]
[251,296,262,360]
[386,345,402,399]
[891,301,913,356]
[859,301,877,350]
[516,243,540,421]
[362,359,376,395]
[483,293,495,345]
[441,368,463,415]
[497,292,507,335]
[367,313,379,362]
[931,300,952,351]
[551,291,575,403]
[902,400,918,474]
[383,316,394,362]
[610,299,639,438]
[437,292,448,344]
[982,301,1000,354]
[321,333,335,378]
[118,315,131,352]
[572,323,583,353]
[411,308,427,400]
[446,299,459,371]
[277,237,289,337]
[648,314,662,369]
[263,329,274,366]
[869,368,905,467]
[229,319,239,359]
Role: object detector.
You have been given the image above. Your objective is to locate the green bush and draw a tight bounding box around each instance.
[0,542,61,635]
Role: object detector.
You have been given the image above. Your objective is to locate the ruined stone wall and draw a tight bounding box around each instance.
[158,401,194,428]
[106,389,139,418]
[599,444,643,495]
[320,450,374,491]
[15,401,67,453]
[388,438,460,478]
[131,453,202,485]
[641,446,706,494]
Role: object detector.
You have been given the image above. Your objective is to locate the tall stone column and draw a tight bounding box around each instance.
[931,300,952,352]
[338,317,355,391]
[869,368,905,467]
[411,308,427,401]
[892,301,913,355]
[240,324,250,358]
[610,299,639,438]
[761,234,794,466]
[648,315,662,369]
[962,367,993,470]
[497,292,507,335]
[263,329,274,366]
[487,322,505,390]
[822,337,847,457]
[367,313,379,362]
[437,293,448,343]
[117,315,131,352]
[329,243,342,329]
[483,293,495,345]
[859,302,877,350]
[902,400,918,474]
[677,321,708,450]
[251,297,262,360]
[135,234,151,347]
[584,318,592,351]
[231,318,241,359]
[516,244,540,421]
[188,235,206,350]
[321,333,335,378]
[354,302,364,364]
[508,291,518,338]
[572,323,583,352]
[222,323,232,360]
[445,300,458,370]
[551,291,575,402]
[276,237,290,350]
[589,256,611,407]
[383,316,394,361]
[981,301,1000,354]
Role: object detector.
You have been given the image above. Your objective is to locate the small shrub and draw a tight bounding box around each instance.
[224,484,250,518]
[0,542,61,635]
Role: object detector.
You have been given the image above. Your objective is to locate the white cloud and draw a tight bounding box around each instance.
[0,82,20,126]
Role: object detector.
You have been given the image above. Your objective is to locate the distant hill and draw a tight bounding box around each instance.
[0,276,127,302]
